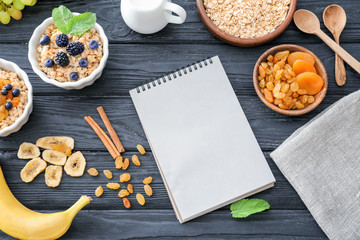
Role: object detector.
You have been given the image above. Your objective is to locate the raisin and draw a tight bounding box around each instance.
[95,186,103,197]
[143,176,153,185]
[144,184,153,197]
[131,155,141,166]
[123,198,131,208]
[127,184,133,194]
[103,170,113,179]
[122,158,129,170]
[87,168,99,176]
[118,189,130,198]
[120,173,131,182]
[115,156,123,169]
[136,193,145,206]
[136,144,146,155]
[107,182,121,190]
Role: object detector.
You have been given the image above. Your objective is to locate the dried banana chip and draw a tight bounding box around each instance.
[36,136,74,150]
[64,151,86,177]
[17,142,40,159]
[45,165,63,188]
[20,158,47,183]
[42,150,67,166]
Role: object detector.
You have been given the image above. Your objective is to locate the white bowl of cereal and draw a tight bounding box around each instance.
[0,59,33,137]
[28,6,109,90]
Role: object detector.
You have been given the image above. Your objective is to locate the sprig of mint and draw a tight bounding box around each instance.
[230,199,270,218]
[52,5,96,36]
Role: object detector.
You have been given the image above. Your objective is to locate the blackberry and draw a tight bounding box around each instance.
[66,42,84,56]
[55,34,69,47]
[55,52,69,67]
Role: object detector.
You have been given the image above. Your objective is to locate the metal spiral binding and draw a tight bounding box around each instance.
[136,57,214,93]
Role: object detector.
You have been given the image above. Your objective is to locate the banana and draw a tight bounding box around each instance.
[17,142,40,159]
[64,151,86,177]
[42,150,67,166]
[20,158,47,183]
[36,136,75,150]
[45,165,63,188]
[0,166,91,240]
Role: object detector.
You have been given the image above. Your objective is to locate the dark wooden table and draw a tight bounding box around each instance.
[1,0,359,239]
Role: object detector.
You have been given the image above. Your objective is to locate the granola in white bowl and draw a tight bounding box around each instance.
[0,59,33,137]
[28,6,109,90]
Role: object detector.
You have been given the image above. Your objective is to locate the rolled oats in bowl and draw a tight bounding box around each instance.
[37,25,103,83]
[0,69,28,130]
[203,0,291,39]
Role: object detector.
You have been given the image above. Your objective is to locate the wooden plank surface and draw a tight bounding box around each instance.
[2,0,359,238]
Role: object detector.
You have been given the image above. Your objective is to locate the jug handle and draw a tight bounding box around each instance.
[164,2,186,24]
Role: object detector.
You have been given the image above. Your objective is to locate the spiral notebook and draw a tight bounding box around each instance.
[130,56,275,223]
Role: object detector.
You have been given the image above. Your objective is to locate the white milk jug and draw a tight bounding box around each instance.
[121,0,187,34]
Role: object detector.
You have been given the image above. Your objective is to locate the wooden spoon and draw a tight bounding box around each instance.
[293,9,360,75]
[323,5,347,86]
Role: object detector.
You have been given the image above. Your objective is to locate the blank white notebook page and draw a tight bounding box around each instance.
[130,56,275,223]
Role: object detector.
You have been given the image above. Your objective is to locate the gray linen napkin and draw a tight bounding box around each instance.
[270,90,360,240]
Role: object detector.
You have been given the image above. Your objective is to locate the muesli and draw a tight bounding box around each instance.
[36,6,103,82]
[0,69,28,130]
[204,0,291,39]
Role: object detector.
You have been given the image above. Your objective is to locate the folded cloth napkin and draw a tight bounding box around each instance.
[270,90,360,240]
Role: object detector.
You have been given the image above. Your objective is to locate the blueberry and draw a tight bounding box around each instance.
[12,89,20,97]
[40,35,50,45]
[66,42,85,56]
[1,89,8,96]
[89,40,99,50]
[5,84,12,90]
[55,34,69,47]
[55,52,70,67]
[44,59,54,68]
[70,72,79,81]
[5,102,13,110]
[79,58,89,68]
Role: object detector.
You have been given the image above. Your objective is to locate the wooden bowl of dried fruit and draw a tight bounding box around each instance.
[197,0,297,47]
[253,44,328,116]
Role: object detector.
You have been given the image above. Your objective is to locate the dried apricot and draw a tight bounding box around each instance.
[288,52,315,67]
[118,189,130,198]
[122,158,129,170]
[127,184,133,194]
[87,168,99,176]
[123,198,131,208]
[136,193,145,206]
[103,170,113,179]
[107,182,121,190]
[115,156,123,169]
[292,60,317,75]
[95,186,103,197]
[143,176,152,185]
[137,144,146,155]
[120,173,131,182]
[296,72,324,95]
[132,155,141,166]
[11,97,20,107]
[144,184,153,197]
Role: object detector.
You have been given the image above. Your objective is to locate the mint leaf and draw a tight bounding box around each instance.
[66,12,96,36]
[230,199,270,218]
[52,5,74,34]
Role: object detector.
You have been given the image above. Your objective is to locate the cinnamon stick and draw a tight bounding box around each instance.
[84,116,120,159]
[97,106,125,153]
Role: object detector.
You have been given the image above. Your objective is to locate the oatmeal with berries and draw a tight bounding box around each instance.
[37,24,103,82]
[0,69,28,130]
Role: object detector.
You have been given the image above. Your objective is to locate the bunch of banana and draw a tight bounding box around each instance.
[0,165,91,239]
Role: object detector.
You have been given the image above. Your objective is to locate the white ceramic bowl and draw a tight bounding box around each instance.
[28,13,109,90]
[0,59,33,137]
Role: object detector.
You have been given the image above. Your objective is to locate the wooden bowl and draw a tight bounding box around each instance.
[196,0,297,47]
[253,44,328,116]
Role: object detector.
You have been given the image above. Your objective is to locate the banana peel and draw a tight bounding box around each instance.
[0,165,91,240]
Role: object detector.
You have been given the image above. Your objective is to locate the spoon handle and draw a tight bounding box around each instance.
[334,35,346,86]
[315,30,360,74]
